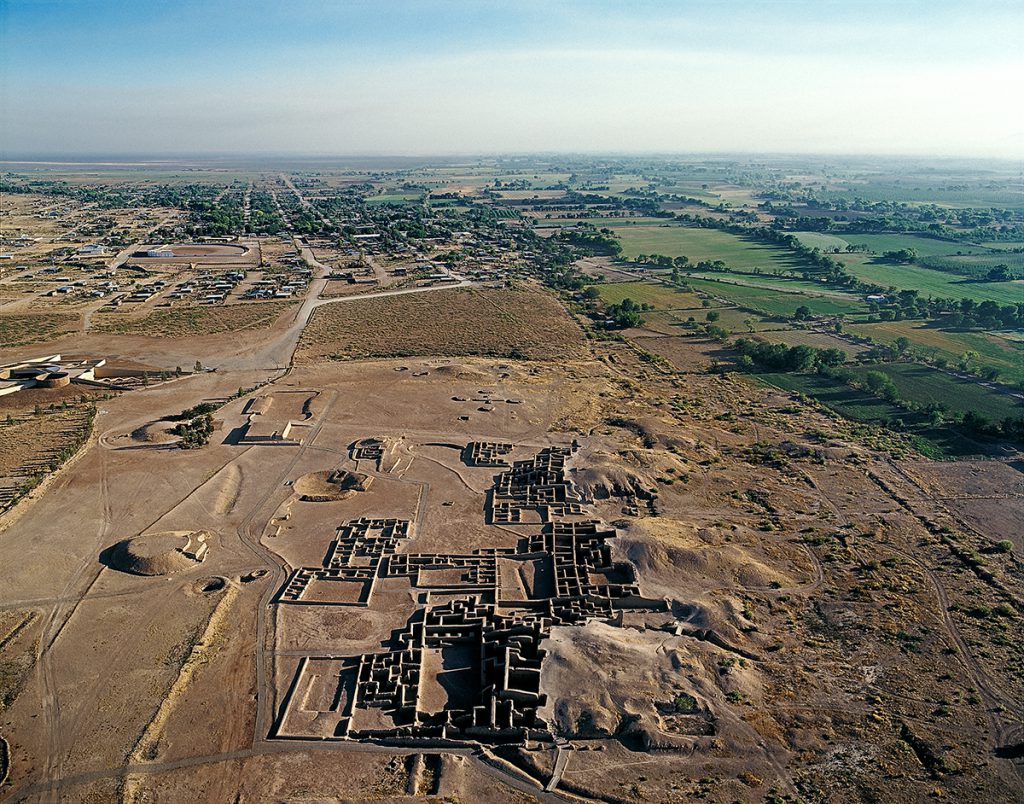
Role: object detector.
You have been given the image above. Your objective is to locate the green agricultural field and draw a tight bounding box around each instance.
[849,363,1023,421]
[757,329,865,356]
[686,269,856,298]
[980,241,1024,250]
[791,232,850,251]
[846,320,1024,386]
[757,371,899,423]
[920,252,1024,278]
[754,371,988,456]
[535,216,668,228]
[596,281,701,310]
[837,233,970,258]
[685,277,866,318]
[640,308,776,335]
[611,224,803,270]
[366,192,424,204]
[842,258,1022,304]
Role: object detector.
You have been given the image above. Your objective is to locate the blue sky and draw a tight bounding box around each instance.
[2,0,1022,157]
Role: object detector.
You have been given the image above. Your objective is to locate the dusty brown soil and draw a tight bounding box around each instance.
[0,313,80,347]
[0,197,1021,803]
[297,286,585,363]
[91,300,297,338]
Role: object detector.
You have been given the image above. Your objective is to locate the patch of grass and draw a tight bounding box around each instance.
[846,320,1024,387]
[611,224,803,270]
[297,287,584,362]
[685,276,866,317]
[849,363,1022,421]
[596,281,701,310]
[90,301,296,338]
[841,257,1022,305]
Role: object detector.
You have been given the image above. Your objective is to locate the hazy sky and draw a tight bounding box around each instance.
[2,0,1022,158]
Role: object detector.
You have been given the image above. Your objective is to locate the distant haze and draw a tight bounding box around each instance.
[2,0,1022,159]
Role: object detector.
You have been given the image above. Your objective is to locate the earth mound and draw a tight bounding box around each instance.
[294,470,372,502]
[106,531,209,576]
[574,457,656,502]
[432,364,491,381]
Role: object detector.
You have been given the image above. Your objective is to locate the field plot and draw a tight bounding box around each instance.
[297,287,584,362]
[791,232,851,251]
[843,259,1022,305]
[920,252,1024,278]
[684,277,866,317]
[595,281,701,310]
[611,224,803,270]
[754,371,985,455]
[0,312,80,347]
[846,320,1024,386]
[637,308,774,335]
[0,405,95,511]
[756,328,865,355]
[90,301,296,338]
[849,363,1023,421]
[838,233,974,259]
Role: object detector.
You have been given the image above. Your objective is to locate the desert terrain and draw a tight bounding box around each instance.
[0,159,1022,803]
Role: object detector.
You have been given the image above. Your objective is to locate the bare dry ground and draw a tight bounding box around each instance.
[90,300,297,338]
[0,241,1021,803]
[296,286,585,363]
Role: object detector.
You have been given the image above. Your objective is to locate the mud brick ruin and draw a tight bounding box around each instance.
[464,440,514,467]
[271,445,666,745]
[490,446,586,524]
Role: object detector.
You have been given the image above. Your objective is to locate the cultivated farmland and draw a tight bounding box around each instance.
[684,276,866,317]
[849,362,1023,421]
[842,259,1022,305]
[595,281,701,310]
[611,224,803,270]
[846,320,1024,386]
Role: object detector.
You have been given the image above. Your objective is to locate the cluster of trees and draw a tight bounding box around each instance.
[171,401,220,421]
[556,227,622,256]
[757,192,1023,243]
[172,413,214,449]
[604,297,648,329]
[882,248,917,263]
[733,338,847,372]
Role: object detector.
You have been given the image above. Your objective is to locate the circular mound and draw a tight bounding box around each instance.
[167,243,248,257]
[433,364,490,381]
[294,470,372,502]
[195,576,226,594]
[107,530,209,576]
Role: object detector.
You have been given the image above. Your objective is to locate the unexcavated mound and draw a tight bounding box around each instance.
[616,518,797,595]
[294,470,372,502]
[194,576,227,593]
[106,530,210,576]
[574,457,657,502]
[129,421,178,445]
[432,363,491,381]
[541,621,716,749]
